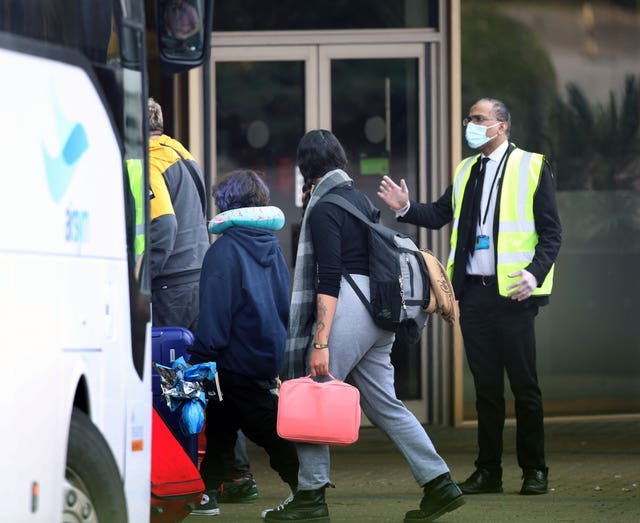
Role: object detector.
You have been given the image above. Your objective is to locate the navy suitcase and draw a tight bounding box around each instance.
[152,326,200,466]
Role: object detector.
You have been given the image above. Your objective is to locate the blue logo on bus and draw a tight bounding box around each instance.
[42,89,89,202]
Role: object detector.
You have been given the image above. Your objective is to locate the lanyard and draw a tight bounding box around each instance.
[478,148,508,233]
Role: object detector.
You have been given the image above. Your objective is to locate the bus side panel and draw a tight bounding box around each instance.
[0,45,150,520]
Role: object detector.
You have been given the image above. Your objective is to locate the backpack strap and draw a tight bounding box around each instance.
[322,192,430,311]
[159,143,207,218]
[321,194,378,313]
[341,270,374,316]
[322,193,394,243]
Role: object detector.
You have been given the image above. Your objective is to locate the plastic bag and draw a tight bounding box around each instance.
[153,357,221,435]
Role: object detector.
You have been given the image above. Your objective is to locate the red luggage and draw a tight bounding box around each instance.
[152,326,200,465]
[151,408,205,523]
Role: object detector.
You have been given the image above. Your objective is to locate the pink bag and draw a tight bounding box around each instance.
[277,375,361,445]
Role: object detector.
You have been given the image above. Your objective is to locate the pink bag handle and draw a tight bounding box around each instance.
[304,373,336,382]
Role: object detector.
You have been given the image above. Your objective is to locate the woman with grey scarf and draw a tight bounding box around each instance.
[265,130,465,523]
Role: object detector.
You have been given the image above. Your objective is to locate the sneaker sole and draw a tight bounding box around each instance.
[191,508,221,516]
[218,491,260,503]
[403,495,465,523]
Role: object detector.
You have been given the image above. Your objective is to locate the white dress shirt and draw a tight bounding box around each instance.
[466,139,510,276]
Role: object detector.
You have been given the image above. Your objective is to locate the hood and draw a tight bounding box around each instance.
[224,226,281,267]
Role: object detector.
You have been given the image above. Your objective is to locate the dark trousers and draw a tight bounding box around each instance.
[460,281,546,472]
[199,370,299,492]
[151,280,200,332]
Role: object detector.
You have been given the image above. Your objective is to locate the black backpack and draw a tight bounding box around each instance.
[322,193,430,344]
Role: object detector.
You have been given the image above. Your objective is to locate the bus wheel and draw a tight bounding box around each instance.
[64,407,128,523]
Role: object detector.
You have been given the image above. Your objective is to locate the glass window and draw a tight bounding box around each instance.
[330,57,423,399]
[461,0,640,417]
[214,0,438,31]
[216,60,306,268]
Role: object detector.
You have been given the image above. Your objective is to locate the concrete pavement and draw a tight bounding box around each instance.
[185,417,640,522]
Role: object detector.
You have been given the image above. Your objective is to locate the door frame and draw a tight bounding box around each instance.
[317,44,431,422]
[202,41,448,424]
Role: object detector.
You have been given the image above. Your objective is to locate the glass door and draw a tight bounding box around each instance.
[318,45,429,416]
[212,43,430,420]
[212,46,317,267]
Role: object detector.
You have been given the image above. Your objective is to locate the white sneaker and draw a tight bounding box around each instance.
[261,492,294,519]
[191,491,221,516]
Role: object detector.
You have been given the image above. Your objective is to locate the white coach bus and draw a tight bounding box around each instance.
[0,1,211,521]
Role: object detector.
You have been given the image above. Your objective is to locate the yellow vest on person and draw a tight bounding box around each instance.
[446,146,555,297]
[126,158,145,260]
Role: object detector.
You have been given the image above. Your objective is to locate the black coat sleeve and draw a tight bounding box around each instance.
[397,185,454,230]
[526,161,562,285]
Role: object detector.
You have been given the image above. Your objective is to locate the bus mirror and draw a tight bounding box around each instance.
[157,0,213,74]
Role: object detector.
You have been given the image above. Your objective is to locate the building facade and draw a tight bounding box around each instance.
[158,0,640,426]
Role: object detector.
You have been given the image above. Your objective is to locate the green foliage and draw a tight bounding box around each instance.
[461,1,557,154]
[461,1,640,191]
[548,75,640,190]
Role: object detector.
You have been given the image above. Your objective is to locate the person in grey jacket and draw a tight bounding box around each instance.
[148,97,209,330]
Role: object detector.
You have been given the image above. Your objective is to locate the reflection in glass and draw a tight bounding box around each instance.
[215,61,305,269]
[214,0,438,31]
[461,0,640,417]
[159,0,203,59]
[331,57,423,399]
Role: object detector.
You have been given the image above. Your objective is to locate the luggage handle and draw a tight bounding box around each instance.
[304,373,337,383]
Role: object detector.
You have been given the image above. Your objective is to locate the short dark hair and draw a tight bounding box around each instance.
[479,97,512,136]
[213,169,270,213]
[296,129,347,182]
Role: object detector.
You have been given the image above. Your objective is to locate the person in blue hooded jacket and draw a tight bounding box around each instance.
[188,169,298,518]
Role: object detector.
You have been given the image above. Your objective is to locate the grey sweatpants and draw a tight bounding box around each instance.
[296,274,450,490]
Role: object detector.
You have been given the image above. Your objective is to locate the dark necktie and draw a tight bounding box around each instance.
[468,157,490,254]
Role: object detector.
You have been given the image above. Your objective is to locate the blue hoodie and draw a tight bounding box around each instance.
[189,226,290,379]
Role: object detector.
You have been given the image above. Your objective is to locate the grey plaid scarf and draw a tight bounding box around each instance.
[280,169,353,380]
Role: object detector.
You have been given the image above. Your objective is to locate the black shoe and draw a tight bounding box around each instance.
[263,488,329,522]
[261,492,294,520]
[191,489,221,516]
[457,468,503,494]
[404,473,465,522]
[218,474,259,503]
[520,468,548,495]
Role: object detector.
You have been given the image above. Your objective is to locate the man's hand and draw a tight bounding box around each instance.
[378,175,410,211]
[506,269,538,301]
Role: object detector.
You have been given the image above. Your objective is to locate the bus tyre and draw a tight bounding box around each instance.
[65,407,128,523]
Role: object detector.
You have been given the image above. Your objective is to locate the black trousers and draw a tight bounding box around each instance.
[151,280,200,332]
[199,370,299,492]
[460,281,546,472]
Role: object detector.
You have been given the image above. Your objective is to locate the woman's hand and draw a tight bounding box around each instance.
[311,293,337,377]
[309,346,329,377]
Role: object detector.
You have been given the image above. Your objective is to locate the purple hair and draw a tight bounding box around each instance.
[213,169,270,213]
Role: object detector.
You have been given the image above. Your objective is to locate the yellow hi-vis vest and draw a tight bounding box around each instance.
[446,146,555,297]
[126,158,145,260]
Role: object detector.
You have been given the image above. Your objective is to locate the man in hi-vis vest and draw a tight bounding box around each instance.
[377,98,561,497]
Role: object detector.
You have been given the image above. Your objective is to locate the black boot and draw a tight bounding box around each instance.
[263,487,329,522]
[404,472,465,522]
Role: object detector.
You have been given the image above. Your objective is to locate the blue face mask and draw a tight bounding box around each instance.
[465,121,500,149]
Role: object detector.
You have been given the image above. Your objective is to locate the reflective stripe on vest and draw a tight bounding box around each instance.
[126,159,145,259]
[496,149,553,296]
[446,147,555,297]
[446,155,480,279]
